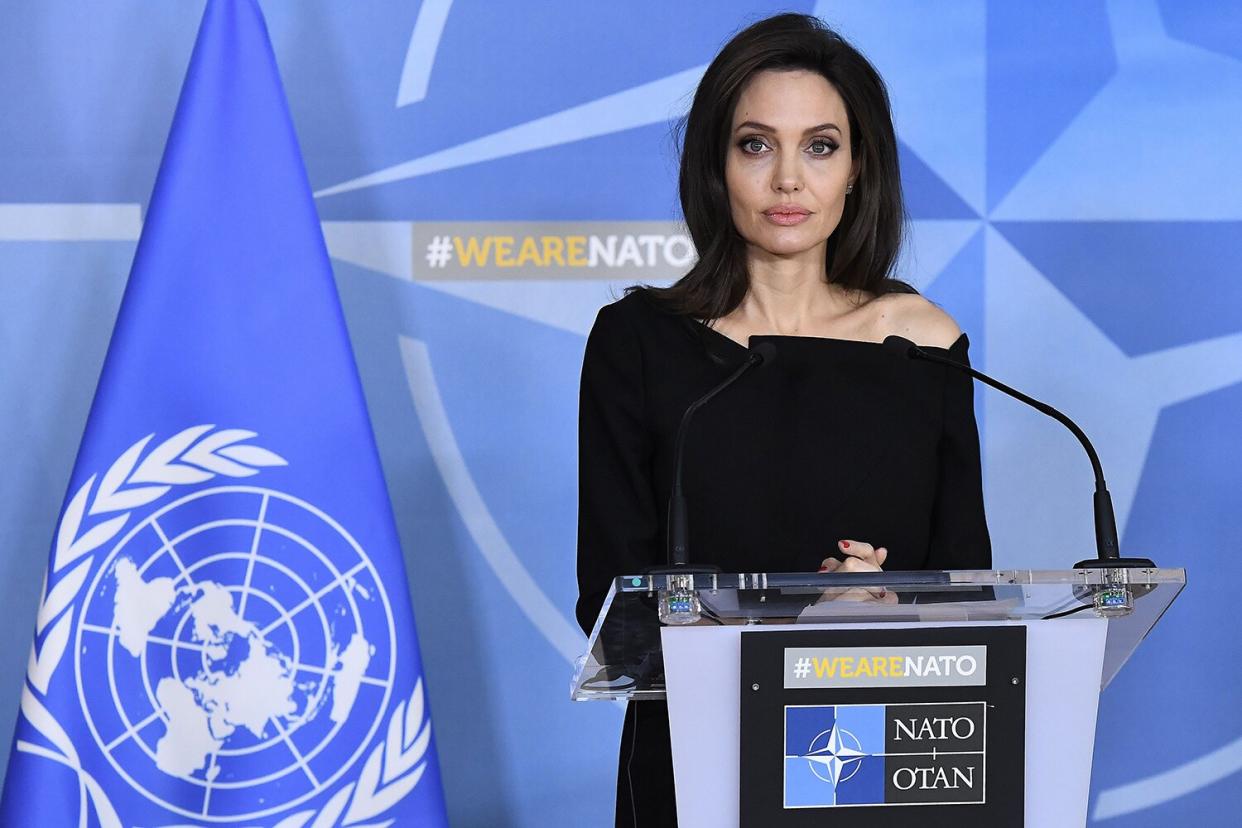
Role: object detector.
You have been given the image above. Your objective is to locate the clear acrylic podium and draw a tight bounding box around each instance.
[571,567,1185,827]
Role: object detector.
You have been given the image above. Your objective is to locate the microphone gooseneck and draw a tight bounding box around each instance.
[882,335,1154,570]
[662,341,777,569]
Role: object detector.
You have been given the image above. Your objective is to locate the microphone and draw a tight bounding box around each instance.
[666,341,777,566]
[882,335,1155,574]
[651,341,776,625]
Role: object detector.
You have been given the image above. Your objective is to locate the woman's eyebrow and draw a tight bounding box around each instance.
[734,120,842,134]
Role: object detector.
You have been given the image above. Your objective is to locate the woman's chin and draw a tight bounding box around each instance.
[747,235,828,261]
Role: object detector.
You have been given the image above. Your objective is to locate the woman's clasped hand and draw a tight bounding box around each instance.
[817,540,896,604]
[819,539,887,573]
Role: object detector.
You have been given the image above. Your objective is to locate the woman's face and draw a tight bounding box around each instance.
[724,69,855,264]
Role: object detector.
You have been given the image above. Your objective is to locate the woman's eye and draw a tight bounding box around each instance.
[808,139,838,156]
[740,138,768,154]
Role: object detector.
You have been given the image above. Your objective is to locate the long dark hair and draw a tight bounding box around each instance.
[640,13,912,320]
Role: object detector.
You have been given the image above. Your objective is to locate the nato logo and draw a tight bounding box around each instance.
[784,703,987,809]
[784,705,886,808]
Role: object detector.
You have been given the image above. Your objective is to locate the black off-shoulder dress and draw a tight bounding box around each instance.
[575,289,991,827]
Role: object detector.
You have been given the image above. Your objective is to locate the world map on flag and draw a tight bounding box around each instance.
[66,485,401,822]
[110,557,372,780]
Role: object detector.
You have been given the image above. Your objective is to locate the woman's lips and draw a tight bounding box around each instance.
[763,208,811,226]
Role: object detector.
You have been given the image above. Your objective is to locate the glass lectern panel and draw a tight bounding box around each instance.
[570,568,1185,701]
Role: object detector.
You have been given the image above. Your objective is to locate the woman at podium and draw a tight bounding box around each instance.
[575,13,991,826]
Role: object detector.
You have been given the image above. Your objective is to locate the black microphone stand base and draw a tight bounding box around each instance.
[1071,557,1159,616]
[646,563,722,576]
[1072,557,1157,570]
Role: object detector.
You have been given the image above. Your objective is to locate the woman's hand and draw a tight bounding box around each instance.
[819,539,887,573]
[816,540,895,605]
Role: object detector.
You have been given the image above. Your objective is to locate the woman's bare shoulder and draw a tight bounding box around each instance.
[867,293,962,348]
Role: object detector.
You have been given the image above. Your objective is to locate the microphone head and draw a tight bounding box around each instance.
[882,335,919,360]
[750,341,778,366]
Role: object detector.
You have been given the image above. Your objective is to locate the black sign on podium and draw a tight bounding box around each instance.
[739,626,1026,827]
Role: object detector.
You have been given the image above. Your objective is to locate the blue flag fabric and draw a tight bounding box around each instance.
[0,2,449,825]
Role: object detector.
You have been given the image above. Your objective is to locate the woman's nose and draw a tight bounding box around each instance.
[772,155,803,193]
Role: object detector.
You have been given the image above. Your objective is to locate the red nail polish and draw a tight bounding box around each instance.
[840,541,850,549]
[818,566,829,573]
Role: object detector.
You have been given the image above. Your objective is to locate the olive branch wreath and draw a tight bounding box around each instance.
[18,425,432,828]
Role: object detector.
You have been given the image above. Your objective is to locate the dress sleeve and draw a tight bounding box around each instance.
[926,334,993,570]
[575,302,662,635]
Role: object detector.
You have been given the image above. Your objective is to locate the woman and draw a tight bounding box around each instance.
[576,13,990,826]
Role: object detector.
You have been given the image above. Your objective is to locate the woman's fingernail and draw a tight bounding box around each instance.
[818,566,829,573]
[840,541,850,549]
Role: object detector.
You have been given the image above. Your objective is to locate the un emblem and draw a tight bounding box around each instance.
[21,427,431,827]
[76,486,395,820]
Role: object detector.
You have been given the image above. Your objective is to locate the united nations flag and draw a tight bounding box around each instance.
[0,1,449,825]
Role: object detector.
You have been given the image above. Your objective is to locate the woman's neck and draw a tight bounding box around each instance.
[732,250,860,335]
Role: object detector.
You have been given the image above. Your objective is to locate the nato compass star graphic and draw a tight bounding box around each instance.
[801,724,869,788]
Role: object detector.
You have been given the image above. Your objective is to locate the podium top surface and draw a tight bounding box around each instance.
[571,567,1185,701]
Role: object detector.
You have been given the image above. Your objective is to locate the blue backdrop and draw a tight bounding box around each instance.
[1,1,1239,825]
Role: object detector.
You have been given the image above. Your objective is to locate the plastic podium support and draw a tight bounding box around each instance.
[572,567,1185,828]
